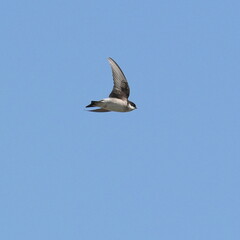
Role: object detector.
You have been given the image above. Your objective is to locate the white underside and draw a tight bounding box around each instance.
[97,98,132,112]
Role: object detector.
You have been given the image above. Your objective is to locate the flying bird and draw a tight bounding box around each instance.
[86,57,137,112]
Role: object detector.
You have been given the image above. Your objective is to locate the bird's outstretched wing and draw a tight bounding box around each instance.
[108,58,130,100]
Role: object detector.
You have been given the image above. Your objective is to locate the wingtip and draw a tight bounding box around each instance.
[107,57,119,66]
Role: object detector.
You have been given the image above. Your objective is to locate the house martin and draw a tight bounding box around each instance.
[86,57,137,112]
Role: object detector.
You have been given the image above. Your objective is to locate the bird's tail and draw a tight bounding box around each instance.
[86,101,99,108]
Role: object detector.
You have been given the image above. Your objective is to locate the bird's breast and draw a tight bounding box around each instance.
[101,98,129,112]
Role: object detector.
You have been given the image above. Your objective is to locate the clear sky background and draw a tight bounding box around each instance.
[1,0,240,239]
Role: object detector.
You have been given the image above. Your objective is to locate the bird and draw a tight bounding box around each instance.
[86,57,137,112]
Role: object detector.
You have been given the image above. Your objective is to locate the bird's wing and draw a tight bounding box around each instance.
[87,108,111,112]
[108,57,130,99]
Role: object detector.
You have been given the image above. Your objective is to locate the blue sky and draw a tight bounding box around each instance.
[1,0,240,239]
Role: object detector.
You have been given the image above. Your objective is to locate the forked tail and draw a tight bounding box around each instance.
[86,101,98,108]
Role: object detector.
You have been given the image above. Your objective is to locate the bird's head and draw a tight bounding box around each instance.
[128,101,137,111]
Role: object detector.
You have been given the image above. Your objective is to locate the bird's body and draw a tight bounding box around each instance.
[87,98,135,112]
[86,58,136,113]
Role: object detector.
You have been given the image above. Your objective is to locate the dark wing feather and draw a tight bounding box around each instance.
[87,108,111,112]
[108,58,130,99]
